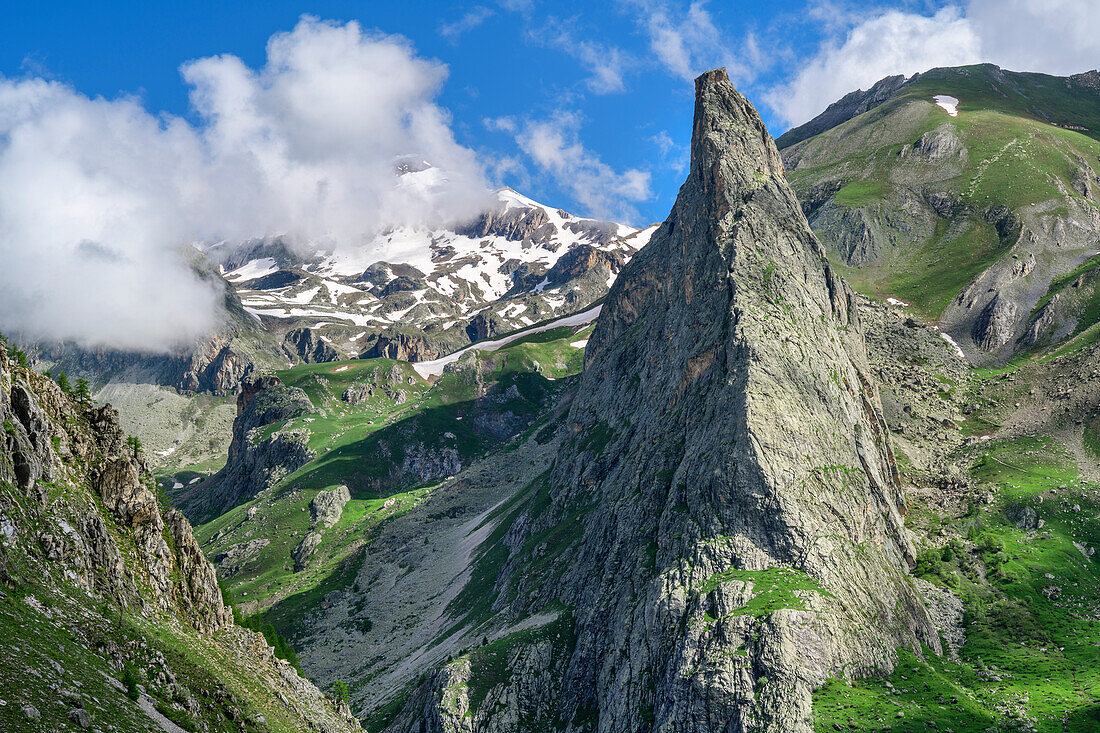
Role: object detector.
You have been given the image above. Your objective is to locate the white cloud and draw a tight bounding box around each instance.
[765,7,980,127]
[502,112,650,223]
[967,0,1100,76]
[548,33,629,94]
[769,0,1100,128]
[651,130,689,173]
[0,16,491,352]
[625,0,754,84]
[439,7,494,40]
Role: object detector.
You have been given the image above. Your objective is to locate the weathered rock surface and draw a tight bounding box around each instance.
[311,485,351,529]
[777,73,909,148]
[292,484,351,572]
[178,376,315,523]
[389,68,936,732]
[283,327,340,364]
[0,345,360,732]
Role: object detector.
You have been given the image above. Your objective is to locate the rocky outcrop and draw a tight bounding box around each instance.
[292,485,351,572]
[544,243,625,286]
[456,201,554,243]
[776,73,908,148]
[0,346,229,630]
[360,329,455,361]
[0,344,360,732]
[464,311,506,343]
[311,485,351,528]
[341,364,411,406]
[178,376,315,523]
[393,69,936,732]
[283,327,340,364]
[941,197,1100,360]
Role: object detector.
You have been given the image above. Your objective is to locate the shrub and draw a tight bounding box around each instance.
[121,664,140,701]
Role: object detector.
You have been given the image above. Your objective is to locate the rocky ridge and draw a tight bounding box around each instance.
[0,339,360,732]
[177,375,316,524]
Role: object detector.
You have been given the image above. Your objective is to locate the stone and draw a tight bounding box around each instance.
[68,708,92,728]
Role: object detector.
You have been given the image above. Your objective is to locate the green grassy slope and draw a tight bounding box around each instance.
[195,323,593,618]
[814,348,1100,730]
[783,64,1100,326]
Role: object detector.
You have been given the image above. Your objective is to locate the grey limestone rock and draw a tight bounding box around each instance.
[398,68,937,732]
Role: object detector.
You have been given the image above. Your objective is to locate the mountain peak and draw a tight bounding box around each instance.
[484,72,937,730]
[690,67,785,192]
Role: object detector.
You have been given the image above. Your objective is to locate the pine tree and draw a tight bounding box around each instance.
[74,378,92,406]
[57,371,71,393]
[125,435,144,457]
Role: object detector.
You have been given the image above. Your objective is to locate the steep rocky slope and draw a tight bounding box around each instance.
[26,186,651,476]
[0,339,359,732]
[182,320,592,626]
[273,68,938,733]
[780,64,1100,363]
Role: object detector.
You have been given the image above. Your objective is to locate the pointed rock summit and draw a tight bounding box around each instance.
[397,69,939,732]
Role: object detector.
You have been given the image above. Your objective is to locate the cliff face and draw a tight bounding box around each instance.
[1,345,232,631]
[388,69,937,732]
[0,344,359,732]
[177,375,316,523]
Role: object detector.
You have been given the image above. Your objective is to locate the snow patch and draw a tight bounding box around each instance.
[886,297,910,307]
[333,365,350,372]
[412,304,604,378]
[938,331,966,359]
[226,258,278,282]
[570,339,589,348]
[933,95,959,117]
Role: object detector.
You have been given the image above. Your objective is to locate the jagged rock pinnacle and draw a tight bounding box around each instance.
[499,68,938,731]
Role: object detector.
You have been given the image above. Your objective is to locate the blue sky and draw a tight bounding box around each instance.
[2,0,1098,227]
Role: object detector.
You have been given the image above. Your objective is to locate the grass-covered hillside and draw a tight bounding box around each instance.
[181,321,593,619]
[780,64,1100,362]
[814,310,1100,731]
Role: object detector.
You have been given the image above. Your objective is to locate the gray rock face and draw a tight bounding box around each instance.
[215,538,271,575]
[0,346,360,733]
[291,531,323,572]
[311,485,351,529]
[178,377,315,523]
[396,68,936,732]
[292,485,351,572]
[283,327,340,364]
[0,347,232,632]
[777,73,909,149]
[940,197,1100,360]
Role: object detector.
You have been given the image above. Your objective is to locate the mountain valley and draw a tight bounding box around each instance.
[4,61,1100,733]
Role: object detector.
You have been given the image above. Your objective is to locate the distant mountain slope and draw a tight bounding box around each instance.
[205,186,655,365]
[33,185,650,474]
[778,64,1100,149]
[780,63,1100,363]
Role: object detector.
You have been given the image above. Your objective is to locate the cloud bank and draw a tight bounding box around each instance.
[768,1,1100,127]
[0,16,491,353]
